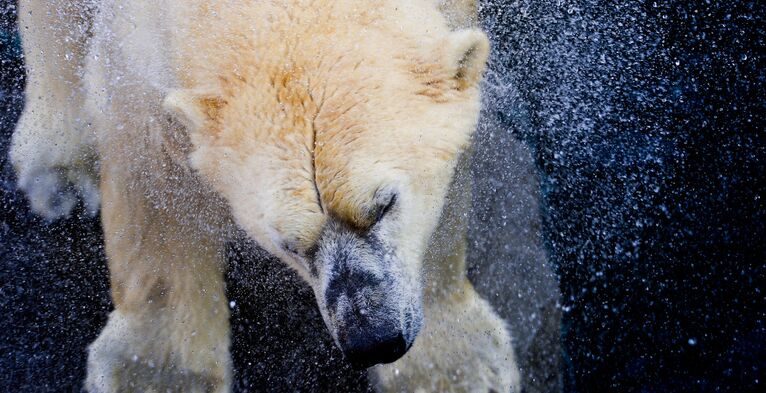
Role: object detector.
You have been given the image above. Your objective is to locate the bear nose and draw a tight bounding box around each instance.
[338,328,408,369]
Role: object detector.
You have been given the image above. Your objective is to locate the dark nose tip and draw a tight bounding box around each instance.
[339,330,408,369]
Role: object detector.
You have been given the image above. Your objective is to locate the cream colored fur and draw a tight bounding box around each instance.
[12,0,520,392]
[10,0,99,219]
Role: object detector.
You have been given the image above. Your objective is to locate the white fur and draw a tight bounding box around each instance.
[12,0,520,392]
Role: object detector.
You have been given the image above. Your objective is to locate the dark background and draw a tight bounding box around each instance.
[2,0,765,392]
[480,0,765,391]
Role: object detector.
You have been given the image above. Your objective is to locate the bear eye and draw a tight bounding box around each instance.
[282,242,301,256]
[282,241,318,276]
[372,193,397,225]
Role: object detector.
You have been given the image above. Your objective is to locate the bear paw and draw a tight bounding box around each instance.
[372,292,521,393]
[10,107,99,220]
[86,311,231,393]
[86,352,227,393]
[15,165,99,221]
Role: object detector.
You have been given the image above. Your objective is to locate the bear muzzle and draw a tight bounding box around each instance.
[325,272,417,368]
[314,218,422,368]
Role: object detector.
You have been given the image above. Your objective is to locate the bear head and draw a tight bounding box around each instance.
[162,1,489,369]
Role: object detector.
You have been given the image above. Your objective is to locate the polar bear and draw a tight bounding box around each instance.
[11,0,520,392]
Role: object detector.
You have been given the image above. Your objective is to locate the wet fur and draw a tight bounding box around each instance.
[12,0,519,392]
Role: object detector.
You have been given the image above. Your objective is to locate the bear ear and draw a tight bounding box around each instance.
[163,89,226,132]
[442,29,490,90]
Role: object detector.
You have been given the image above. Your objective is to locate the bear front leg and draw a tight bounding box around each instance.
[372,163,520,392]
[86,169,231,393]
[372,281,521,393]
[11,0,99,220]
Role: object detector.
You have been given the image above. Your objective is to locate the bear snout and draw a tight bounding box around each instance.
[315,218,421,367]
[326,275,414,368]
